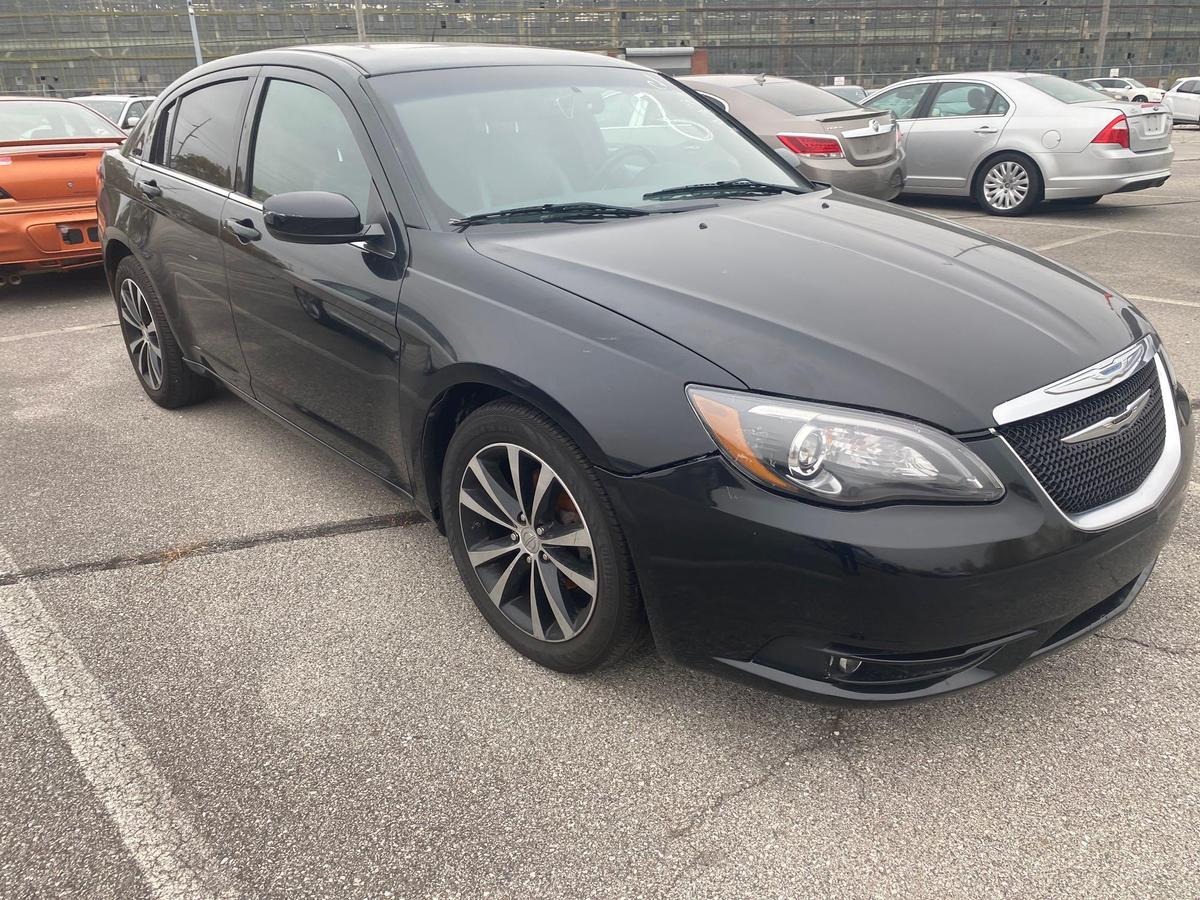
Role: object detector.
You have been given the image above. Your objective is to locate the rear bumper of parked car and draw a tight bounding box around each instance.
[1039,145,1174,200]
[600,394,1192,704]
[0,204,104,275]
[797,156,906,201]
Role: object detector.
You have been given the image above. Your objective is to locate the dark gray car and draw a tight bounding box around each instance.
[680,74,905,199]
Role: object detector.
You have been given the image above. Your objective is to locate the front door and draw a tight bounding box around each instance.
[902,82,1010,194]
[220,68,408,483]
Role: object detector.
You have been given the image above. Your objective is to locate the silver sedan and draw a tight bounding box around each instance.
[865,72,1174,215]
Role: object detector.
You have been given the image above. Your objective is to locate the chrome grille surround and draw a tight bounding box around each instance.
[991,337,1181,532]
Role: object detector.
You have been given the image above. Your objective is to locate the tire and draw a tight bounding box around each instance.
[1132,95,1147,102]
[114,255,213,408]
[973,153,1043,217]
[441,400,646,672]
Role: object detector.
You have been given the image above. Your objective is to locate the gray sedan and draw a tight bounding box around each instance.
[680,74,905,200]
[866,72,1174,215]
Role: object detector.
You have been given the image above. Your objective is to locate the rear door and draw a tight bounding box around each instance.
[134,69,256,392]
[1168,79,1200,122]
[221,67,408,481]
[901,81,1011,193]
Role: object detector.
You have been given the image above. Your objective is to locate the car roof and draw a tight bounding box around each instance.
[220,42,640,77]
[0,95,88,104]
[680,74,795,88]
[74,94,155,101]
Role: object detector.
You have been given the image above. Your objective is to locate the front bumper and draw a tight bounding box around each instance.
[1039,145,1174,200]
[0,204,103,275]
[601,388,1192,703]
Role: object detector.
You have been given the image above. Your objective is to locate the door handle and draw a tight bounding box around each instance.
[223,217,261,243]
[974,125,998,134]
[136,178,162,198]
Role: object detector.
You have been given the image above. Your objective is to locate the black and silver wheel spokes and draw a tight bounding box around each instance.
[118,278,163,390]
[459,443,597,642]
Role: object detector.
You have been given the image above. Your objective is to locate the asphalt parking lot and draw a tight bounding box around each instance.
[3,129,1200,899]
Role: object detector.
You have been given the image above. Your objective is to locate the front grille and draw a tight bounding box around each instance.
[999,359,1165,514]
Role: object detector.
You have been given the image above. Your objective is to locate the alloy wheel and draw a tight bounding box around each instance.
[118,278,163,390]
[458,442,597,642]
[982,161,1030,211]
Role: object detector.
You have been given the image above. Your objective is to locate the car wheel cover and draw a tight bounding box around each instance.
[983,160,1030,210]
[118,278,164,390]
[458,442,597,642]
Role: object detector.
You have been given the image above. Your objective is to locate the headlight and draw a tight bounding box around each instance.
[687,386,1005,506]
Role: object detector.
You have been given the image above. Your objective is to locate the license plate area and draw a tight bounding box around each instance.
[1143,115,1166,136]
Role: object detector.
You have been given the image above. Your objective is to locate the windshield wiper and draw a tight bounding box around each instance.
[449,202,650,230]
[643,178,806,202]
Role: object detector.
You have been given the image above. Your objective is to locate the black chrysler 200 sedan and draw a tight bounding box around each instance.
[98,44,1191,702]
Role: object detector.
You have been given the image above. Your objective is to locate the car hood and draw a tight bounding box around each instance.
[468,190,1152,433]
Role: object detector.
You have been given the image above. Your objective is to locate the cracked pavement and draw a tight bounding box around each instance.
[1,129,1199,898]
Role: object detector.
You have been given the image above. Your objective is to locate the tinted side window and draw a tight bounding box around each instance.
[248,79,371,215]
[929,83,1007,117]
[149,101,176,163]
[868,84,929,120]
[166,79,248,187]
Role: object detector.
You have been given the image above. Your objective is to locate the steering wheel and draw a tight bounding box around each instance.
[595,145,658,188]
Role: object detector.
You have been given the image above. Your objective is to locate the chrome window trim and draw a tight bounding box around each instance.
[994,353,1180,533]
[139,160,233,199]
[992,335,1157,426]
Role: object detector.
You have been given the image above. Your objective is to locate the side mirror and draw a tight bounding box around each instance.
[262,191,378,244]
[125,115,141,129]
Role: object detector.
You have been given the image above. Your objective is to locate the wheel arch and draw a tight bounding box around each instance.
[970,148,1045,204]
[103,234,135,295]
[415,364,613,528]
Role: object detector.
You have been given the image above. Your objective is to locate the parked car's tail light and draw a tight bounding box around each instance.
[777,134,844,159]
[687,387,1005,506]
[1091,114,1130,149]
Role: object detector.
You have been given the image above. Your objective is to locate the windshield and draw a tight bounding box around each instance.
[1021,75,1111,104]
[1126,78,1147,88]
[370,65,805,226]
[0,100,124,142]
[735,79,861,116]
[77,99,125,122]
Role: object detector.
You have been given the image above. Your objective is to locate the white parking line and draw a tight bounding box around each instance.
[0,321,118,344]
[1125,293,1200,310]
[1033,230,1115,252]
[0,543,239,900]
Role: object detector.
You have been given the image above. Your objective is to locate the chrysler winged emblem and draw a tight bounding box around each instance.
[1061,389,1152,444]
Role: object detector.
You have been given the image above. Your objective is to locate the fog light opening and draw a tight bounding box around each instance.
[833,656,862,675]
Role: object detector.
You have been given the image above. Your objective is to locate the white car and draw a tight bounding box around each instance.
[1163,77,1200,125]
[73,94,157,132]
[1079,77,1165,104]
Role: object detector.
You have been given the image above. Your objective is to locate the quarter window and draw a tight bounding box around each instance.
[248,79,372,215]
[928,83,1008,117]
[165,79,248,187]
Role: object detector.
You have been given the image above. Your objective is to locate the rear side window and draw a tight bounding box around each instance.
[735,80,859,116]
[867,83,930,120]
[1022,75,1109,104]
[165,79,248,187]
[928,83,1009,117]
[247,79,372,215]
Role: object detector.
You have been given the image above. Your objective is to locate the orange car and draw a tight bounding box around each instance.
[1,96,124,283]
